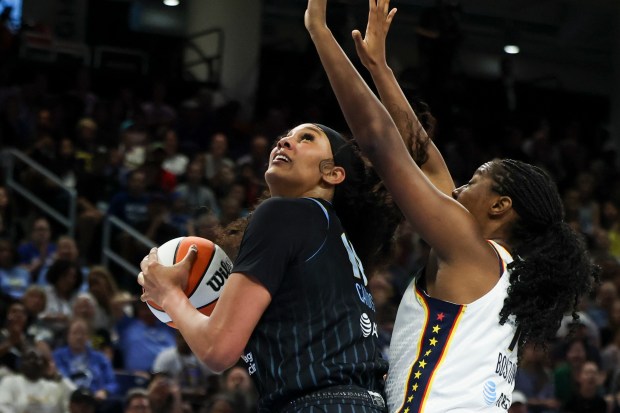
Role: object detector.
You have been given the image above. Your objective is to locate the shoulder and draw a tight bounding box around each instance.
[252,197,329,223]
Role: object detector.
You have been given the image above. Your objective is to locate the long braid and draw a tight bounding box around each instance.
[489,159,599,349]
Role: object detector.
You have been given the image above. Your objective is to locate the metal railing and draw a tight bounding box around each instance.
[102,215,157,278]
[184,27,224,86]
[2,148,157,279]
[3,149,77,237]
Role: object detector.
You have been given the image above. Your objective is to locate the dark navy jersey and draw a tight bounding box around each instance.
[232,197,387,412]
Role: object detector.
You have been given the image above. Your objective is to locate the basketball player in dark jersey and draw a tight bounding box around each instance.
[138,120,407,412]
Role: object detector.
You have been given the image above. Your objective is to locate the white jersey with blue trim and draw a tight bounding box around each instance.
[386,240,518,412]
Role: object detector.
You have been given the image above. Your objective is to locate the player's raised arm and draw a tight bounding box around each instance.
[305,0,482,263]
[352,0,454,196]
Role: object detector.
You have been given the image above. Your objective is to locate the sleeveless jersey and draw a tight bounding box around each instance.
[232,197,387,412]
[386,240,518,412]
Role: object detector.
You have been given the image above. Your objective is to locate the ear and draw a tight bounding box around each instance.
[489,195,512,217]
[322,165,346,186]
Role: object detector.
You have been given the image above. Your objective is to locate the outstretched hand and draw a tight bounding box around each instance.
[305,0,328,34]
[137,245,197,307]
[352,0,397,69]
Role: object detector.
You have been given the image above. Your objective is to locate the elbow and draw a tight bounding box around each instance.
[197,344,240,374]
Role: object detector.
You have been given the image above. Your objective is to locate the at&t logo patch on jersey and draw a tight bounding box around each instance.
[482,380,497,406]
[360,313,378,338]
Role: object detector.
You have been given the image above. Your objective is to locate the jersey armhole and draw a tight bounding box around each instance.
[303,198,330,262]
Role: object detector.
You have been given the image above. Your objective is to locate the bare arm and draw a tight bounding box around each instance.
[139,248,270,373]
[305,0,482,264]
[352,0,454,196]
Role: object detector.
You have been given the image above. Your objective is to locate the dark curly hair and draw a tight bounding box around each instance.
[45,259,83,295]
[487,159,599,350]
[330,136,403,275]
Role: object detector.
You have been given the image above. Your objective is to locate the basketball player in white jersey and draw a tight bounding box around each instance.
[305,0,598,411]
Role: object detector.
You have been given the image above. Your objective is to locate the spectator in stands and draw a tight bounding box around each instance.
[74,118,100,168]
[174,160,220,216]
[200,392,245,413]
[68,388,97,413]
[564,361,607,413]
[514,342,559,412]
[209,163,236,200]
[153,331,214,400]
[37,235,89,291]
[0,344,76,413]
[554,337,599,408]
[21,285,52,343]
[142,81,177,129]
[140,193,181,247]
[221,363,257,413]
[0,301,31,373]
[143,144,177,194]
[236,133,270,184]
[0,238,30,302]
[146,373,185,413]
[71,293,97,326]
[18,216,56,280]
[588,281,618,331]
[201,132,234,183]
[603,200,620,261]
[160,128,189,177]
[53,317,119,401]
[218,193,243,228]
[188,209,221,242]
[116,300,176,375]
[108,169,151,228]
[124,388,153,413]
[119,125,148,172]
[573,171,602,236]
[40,259,82,341]
[87,266,120,332]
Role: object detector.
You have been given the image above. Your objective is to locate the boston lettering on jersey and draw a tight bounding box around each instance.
[495,352,517,385]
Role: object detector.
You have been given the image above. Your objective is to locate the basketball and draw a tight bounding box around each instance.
[146,236,233,328]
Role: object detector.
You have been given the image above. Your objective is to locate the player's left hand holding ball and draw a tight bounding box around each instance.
[138,244,197,307]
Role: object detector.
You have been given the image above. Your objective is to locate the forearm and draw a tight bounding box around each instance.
[366,63,424,152]
[308,27,400,160]
[366,63,455,194]
[161,290,237,373]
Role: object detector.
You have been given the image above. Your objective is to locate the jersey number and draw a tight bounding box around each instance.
[341,233,367,286]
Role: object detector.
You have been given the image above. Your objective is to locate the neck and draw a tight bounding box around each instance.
[270,186,334,201]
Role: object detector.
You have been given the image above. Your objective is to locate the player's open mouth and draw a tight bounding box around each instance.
[273,154,291,163]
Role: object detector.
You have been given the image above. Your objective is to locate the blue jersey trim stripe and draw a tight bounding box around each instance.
[304,198,330,263]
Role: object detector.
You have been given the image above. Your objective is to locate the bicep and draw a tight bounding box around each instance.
[369,140,480,262]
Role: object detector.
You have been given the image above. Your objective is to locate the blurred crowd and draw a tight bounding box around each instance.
[0,12,620,412]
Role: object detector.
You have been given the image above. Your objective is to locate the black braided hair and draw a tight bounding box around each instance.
[487,159,599,350]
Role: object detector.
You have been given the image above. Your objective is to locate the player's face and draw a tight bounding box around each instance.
[265,123,334,196]
[451,163,497,224]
